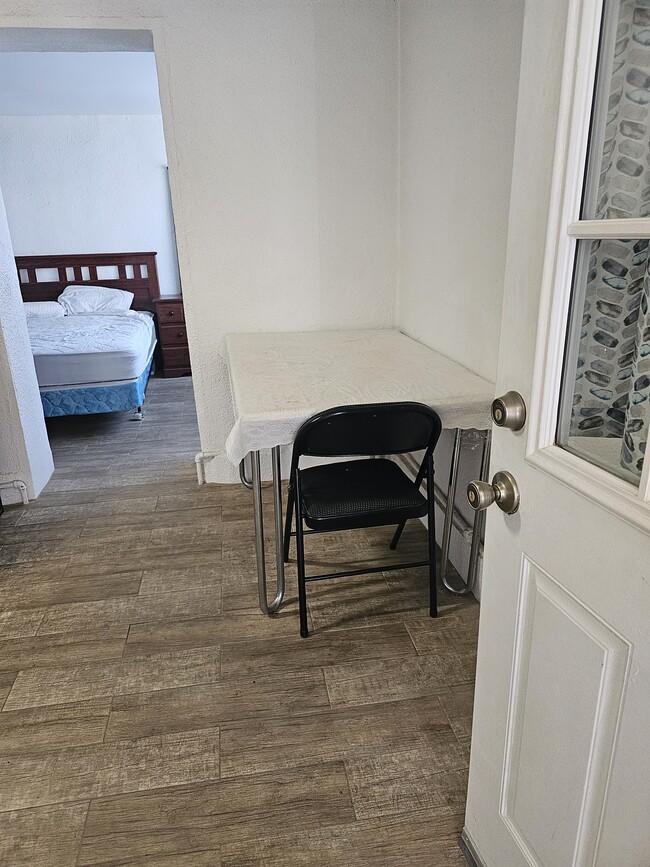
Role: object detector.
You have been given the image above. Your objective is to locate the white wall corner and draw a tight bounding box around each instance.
[0,185,53,503]
[396,0,523,382]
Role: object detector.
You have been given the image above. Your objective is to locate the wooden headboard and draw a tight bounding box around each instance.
[15,252,160,312]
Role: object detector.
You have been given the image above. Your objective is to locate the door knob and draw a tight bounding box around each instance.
[491,391,526,431]
[467,471,520,515]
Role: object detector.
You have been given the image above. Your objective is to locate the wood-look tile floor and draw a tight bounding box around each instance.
[0,377,478,866]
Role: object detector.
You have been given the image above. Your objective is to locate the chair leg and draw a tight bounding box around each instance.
[293,472,309,638]
[427,453,438,618]
[283,486,294,563]
[390,458,428,551]
[389,520,405,550]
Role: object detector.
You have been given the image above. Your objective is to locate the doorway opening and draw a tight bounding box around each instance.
[0,28,199,504]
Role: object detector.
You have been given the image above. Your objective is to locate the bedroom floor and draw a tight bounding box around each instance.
[0,376,479,867]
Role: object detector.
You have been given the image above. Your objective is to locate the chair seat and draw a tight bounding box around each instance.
[299,458,427,531]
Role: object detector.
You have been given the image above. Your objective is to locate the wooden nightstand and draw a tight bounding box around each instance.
[153,296,191,377]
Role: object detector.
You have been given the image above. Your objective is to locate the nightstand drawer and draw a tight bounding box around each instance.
[154,295,191,377]
[157,301,185,323]
[163,346,190,369]
[160,324,188,346]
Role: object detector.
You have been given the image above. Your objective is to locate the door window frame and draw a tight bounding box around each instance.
[527,0,650,531]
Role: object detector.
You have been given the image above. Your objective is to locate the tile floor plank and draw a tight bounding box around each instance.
[64,549,223,581]
[0,569,142,610]
[344,745,469,819]
[37,589,223,635]
[90,854,221,867]
[81,505,220,534]
[124,611,306,656]
[0,802,89,867]
[0,521,86,544]
[78,763,353,865]
[0,727,220,812]
[324,647,475,708]
[137,565,227,596]
[0,608,45,639]
[105,669,329,741]
[220,622,416,678]
[0,671,17,707]
[438,682,476,741]
[0,699,111,756]
[220,695,452,779]
[17,497,159,526]
[4,646,221,711]
[0,628,128,672]
[219,809,467,867]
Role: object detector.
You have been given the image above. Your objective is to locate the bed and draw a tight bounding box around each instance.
[16,252,161,419]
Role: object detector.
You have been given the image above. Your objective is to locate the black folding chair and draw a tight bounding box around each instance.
[283,402,443,637]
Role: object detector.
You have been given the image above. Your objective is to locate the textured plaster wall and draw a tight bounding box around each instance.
[398,0,524,591]
[0,115,181,296]
[0,186,53,503]
[167,0,399,482]
[398,0,523,381]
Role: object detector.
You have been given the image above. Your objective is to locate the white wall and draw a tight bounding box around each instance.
[398,0,524,587]
[0,186,53,504]
[165,0,399,481]
[398,0,523,381]
[0,114,181,296]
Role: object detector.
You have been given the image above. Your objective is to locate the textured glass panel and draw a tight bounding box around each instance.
[582,0,650,220]
[557,238,649,485]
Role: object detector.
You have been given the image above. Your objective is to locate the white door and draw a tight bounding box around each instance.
[464,1,650,865]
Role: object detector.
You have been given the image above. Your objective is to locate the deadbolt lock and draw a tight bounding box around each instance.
[491,391,526,431]
[467,471,520,515]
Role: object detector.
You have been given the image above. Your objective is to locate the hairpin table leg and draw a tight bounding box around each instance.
[441,428,491,596]
[250,448,285,615]
[239,455,253,489]
[271,445,286,609]
[467,429,491,589]
[440,428,462,584]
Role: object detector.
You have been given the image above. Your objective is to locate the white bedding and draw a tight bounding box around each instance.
[28,310,156,387]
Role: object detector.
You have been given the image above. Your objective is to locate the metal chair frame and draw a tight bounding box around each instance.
[283,402,442,638]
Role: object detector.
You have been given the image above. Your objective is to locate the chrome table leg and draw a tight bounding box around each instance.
[440,428,462,583]
[239,455,253,489]
[467,429,491,589]
[250,449,285,615]
[441,428,491,596]
[271,445,286,610]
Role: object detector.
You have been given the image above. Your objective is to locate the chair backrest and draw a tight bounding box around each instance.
[292,402,442,463]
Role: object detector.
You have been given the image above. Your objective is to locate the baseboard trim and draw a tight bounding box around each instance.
[460,829,486,867]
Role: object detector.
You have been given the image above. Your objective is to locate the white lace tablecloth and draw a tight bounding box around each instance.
[224,329,494,466]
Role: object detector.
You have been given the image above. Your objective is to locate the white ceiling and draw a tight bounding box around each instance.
[0,28,154,52]
[0,52,162,116]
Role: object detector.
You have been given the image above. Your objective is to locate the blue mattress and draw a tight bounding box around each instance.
[40,354,154,417]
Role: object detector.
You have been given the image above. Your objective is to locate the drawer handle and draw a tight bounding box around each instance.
[176,330,185,338]
[166,310,175,317]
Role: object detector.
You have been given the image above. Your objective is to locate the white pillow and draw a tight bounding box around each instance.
[58,285,134,314]
[23,301,66,319]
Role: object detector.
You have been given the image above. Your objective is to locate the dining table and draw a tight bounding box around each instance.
[224,329,495,615]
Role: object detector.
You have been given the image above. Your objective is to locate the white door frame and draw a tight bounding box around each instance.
[526,0,650,529]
